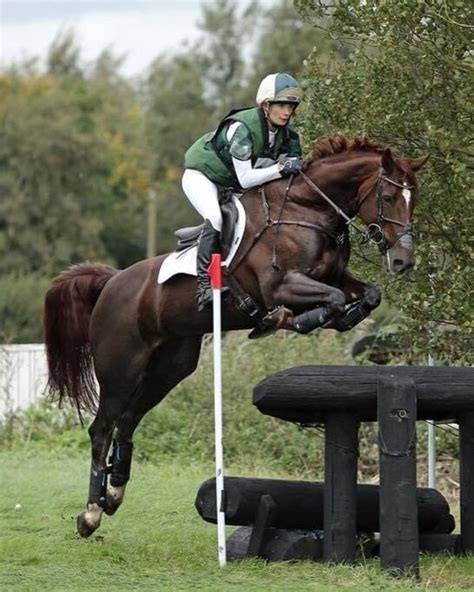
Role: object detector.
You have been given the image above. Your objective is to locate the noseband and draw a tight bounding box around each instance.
[358,170,415,253]
[299,168,415,254]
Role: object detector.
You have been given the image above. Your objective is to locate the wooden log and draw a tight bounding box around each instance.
[226,526,324,562]
[227,529,461,562]
[459,411,474,553]
[378,373,419,577]
[370,534,461,557]
[419,534,461,555]
[323,412,358,564]
[253,365,474,423]
[195,477,453,534]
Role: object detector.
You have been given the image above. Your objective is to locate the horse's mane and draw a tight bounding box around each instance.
[307,135,387,163]
[302,135,418,186]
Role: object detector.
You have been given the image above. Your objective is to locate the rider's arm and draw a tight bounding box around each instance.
[227,122,282,189]
[232,157,282,189]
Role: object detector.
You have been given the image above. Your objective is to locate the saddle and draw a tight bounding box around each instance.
[174,190,241,256]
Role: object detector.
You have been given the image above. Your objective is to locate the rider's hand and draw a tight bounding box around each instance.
[279,156,302,177]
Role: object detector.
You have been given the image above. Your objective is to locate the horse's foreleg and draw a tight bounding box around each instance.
[266,271,346,334]
[104,337,202,516]
[326,273,381,332]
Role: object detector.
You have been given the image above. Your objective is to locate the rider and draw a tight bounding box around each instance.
[183,72,304,310]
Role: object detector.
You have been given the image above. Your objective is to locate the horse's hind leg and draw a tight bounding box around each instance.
[77,338,152,538]
[104,337,202,516]
[76,402,118,537]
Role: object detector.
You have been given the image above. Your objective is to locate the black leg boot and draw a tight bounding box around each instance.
[196,219,221,311]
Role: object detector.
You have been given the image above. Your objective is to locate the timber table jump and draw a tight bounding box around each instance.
[253,365,474,576]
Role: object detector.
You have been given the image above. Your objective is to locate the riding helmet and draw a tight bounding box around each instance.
[256,73,303,106]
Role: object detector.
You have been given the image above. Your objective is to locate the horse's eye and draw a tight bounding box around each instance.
[382,194,394,205]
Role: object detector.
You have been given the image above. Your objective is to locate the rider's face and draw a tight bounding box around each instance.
[266,102,297,129]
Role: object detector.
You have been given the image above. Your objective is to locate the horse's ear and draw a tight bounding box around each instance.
[408,154,430,171]
[381,148,395,173]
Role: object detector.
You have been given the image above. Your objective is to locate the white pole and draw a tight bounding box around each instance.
[427,354,436,488]
[209,254,226,566]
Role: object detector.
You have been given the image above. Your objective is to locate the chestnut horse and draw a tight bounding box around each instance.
[43,137,428,537]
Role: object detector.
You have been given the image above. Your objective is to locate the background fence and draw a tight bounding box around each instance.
[0,344,48,419]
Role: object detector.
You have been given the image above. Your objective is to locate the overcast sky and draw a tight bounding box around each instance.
[0,0,209,77]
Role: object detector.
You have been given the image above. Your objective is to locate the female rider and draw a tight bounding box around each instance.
[183,72,304,310]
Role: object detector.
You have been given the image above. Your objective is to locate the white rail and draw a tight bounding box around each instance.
[0,344,48,419]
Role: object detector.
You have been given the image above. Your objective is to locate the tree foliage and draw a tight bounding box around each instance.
[5,0,470,361]
[295,0,473,363]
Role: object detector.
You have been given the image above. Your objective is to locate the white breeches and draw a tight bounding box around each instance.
[182,169,222,231]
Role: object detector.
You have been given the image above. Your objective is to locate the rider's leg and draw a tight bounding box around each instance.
[182,170,223,310]
[195,219,222,310]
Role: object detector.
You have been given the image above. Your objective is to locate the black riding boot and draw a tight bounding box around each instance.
[196,219,221,311]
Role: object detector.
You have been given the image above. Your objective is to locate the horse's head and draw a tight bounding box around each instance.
[357,149,429,273]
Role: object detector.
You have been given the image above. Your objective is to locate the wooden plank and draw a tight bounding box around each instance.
[378,373,419,577]
[253,365,474,422]
[323,412,358,564]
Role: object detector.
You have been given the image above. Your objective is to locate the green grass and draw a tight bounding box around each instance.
[1,448,473,592]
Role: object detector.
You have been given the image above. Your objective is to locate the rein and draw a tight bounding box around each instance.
[230,166,415,273]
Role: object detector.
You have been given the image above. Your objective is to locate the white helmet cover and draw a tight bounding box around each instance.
[256,73,303,106]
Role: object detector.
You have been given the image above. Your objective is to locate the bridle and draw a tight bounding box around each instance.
[230,167,416,274]
[299,168,415,254]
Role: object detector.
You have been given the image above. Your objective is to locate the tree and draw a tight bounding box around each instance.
[0,73,108,276]
[0,29,154,275]
[143,53,215,252]
[295,0,473,363]
[246,0,345,96]
[196,0,259,116]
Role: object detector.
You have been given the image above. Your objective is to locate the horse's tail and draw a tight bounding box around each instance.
[43,262,118,419]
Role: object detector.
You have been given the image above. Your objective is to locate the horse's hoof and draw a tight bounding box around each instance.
[76,512,99,538]
[103,499,120,516]
[104,484,125,515]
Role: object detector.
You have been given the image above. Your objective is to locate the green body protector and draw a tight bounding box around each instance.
[184,107,301,189]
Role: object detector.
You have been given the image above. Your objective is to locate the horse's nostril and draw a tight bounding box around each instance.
[393,258,405,270]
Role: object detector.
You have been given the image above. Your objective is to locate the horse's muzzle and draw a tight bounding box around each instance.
[384,246,415,273]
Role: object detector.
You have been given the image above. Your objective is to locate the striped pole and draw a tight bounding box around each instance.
[208,253,226,566]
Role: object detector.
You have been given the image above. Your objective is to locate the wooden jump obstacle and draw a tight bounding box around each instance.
[196,365,473,576]
[196,477,457,561]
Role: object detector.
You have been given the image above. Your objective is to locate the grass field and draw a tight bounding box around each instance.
[1,448,473,592]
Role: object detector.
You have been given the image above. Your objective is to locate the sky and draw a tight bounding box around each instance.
[0,0,207,77]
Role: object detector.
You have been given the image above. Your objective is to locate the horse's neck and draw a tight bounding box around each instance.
[296,153,380,211]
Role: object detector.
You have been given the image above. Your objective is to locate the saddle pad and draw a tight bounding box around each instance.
[158,196,246,284]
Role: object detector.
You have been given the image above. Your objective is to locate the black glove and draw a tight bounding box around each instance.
[279,156,302,177]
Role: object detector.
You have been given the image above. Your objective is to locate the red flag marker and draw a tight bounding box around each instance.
[208,253,222,289]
